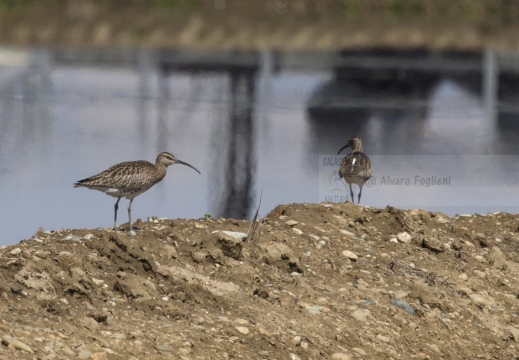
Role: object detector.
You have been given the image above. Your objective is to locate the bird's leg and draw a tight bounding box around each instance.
[349,183,355,204]
[128,199,134,230]
[114,198,121,230]
[358,185,363,204]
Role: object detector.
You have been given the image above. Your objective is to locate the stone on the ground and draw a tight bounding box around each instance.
[350,309,371,322]
[342,250,358,261]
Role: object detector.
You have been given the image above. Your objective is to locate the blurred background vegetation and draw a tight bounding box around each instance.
[0,0,518,50]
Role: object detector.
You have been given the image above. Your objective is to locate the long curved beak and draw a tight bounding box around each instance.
[337,144,350,155]
[176,159,201,174]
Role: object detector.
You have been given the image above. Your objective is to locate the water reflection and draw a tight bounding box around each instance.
[158,53,259,219]
[306,48,510,156]
[1,47,519,244]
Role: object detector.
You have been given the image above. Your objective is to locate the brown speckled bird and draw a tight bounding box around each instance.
[337,136,372,204]
[74,152,201,230]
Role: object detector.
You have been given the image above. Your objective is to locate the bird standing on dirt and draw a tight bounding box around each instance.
[74,152,201,230]
[337,136,372,204]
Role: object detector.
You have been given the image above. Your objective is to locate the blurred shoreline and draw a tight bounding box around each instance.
[0,0,518,51]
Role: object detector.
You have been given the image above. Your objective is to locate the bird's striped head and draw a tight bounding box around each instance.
[337,136,364,155]
[156,152,178,167]
[156,152,201,174]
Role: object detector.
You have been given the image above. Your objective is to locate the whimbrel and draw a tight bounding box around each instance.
[74,152,201,230]
[337,136,372,204]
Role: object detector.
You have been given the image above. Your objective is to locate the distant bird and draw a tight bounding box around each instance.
[337,136,372,204]
[74,152,201,230]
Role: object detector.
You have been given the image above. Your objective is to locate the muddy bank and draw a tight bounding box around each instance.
[1,203,519,359]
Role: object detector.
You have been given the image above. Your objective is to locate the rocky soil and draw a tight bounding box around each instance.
[1,203,519,359]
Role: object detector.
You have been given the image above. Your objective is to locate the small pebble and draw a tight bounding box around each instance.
[286,220,299,226]
[291,336,301,345]
[305,306,325,315]
[350,308,371,322]
[397,231,412,244]
[391,299,415,314]
[292,228,303,235]
[457,287,473,296]
[474,270,486,278]
[429,344,441,353]
[389,237,399,244]
[339,230,355,237]
[341,250,358,261]
[235,326,249,335]
[233,318,249,326]
[211,230,248,240]
[469,294,493,307]
[458,273,469,281]
[435,215,450,223]
[92,278,105,285]
[78,350,92,359]
[9,248,21,256]
[316,297,329,305]
[257,325,272,338]
[2,335,34,353]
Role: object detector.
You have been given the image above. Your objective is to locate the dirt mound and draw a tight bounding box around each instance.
[1,203,519,359]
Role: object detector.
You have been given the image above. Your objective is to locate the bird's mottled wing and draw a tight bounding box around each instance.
[340,152,372,180]
[74,161,156,191]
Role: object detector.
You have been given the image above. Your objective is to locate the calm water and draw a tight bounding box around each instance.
[1,47,519,245]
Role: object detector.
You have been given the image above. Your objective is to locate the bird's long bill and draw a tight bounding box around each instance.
[176,159,201,174]
[337,144,350,155]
